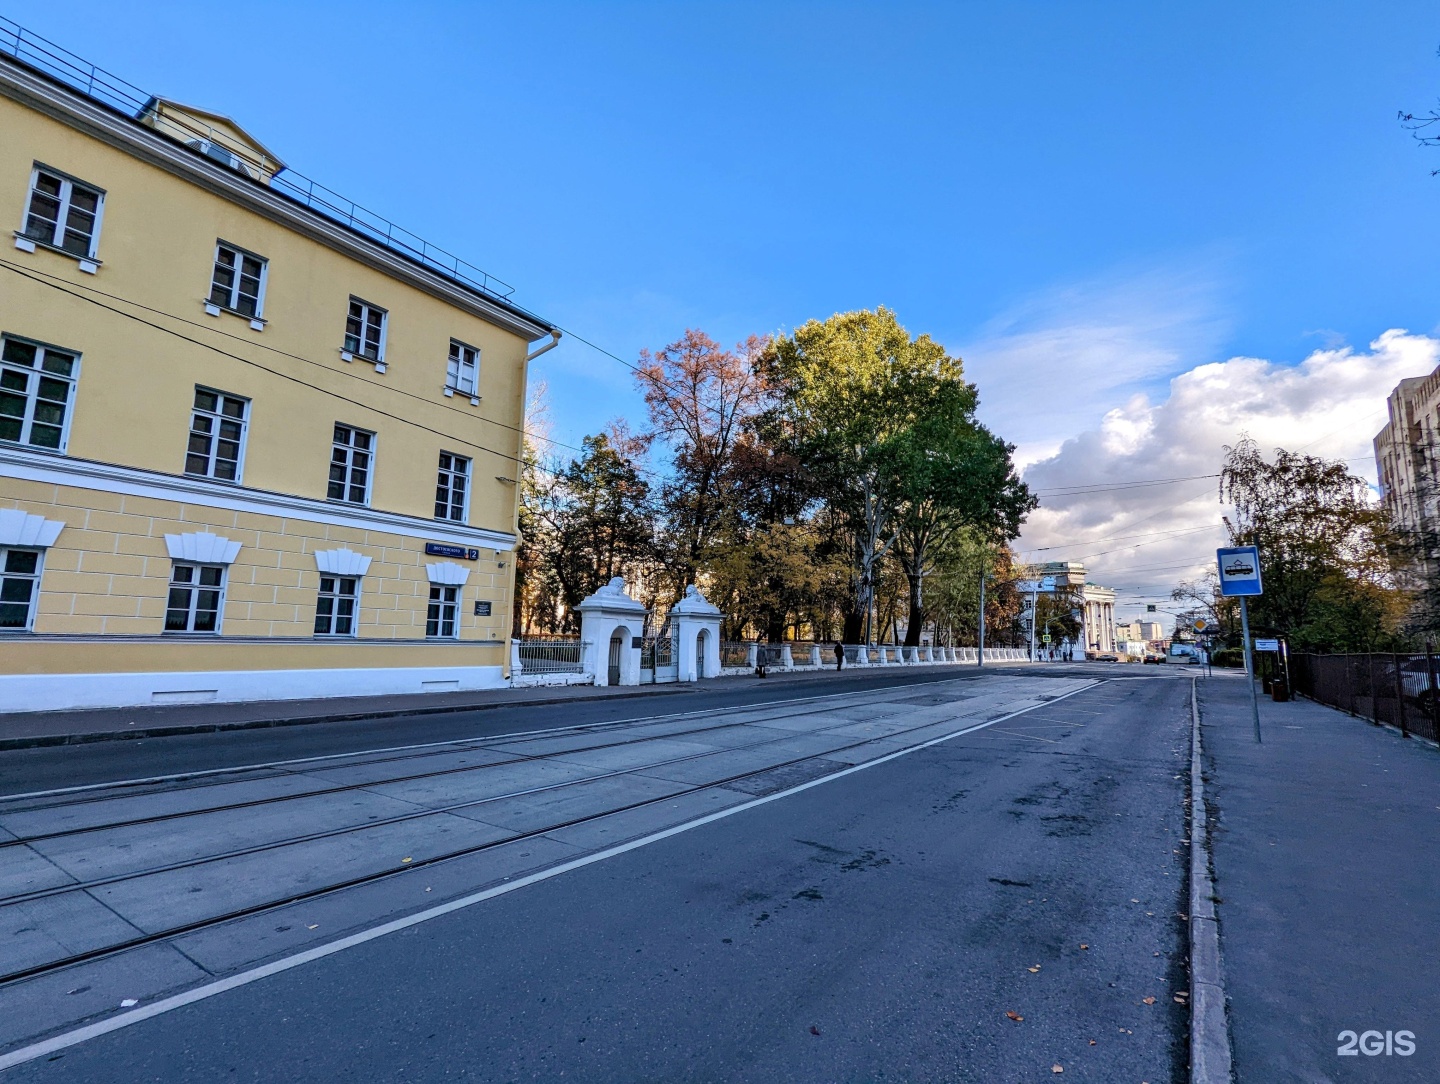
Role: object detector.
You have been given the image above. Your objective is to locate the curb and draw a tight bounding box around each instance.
[1189,678,1234,1083]
[0,663,1022,752]
[0,683,696,752]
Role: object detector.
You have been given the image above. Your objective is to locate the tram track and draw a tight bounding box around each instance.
[0,679,1094,989]
[0,683,955,846]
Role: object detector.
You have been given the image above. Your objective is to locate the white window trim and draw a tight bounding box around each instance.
[0,545,45,633]
[314,573,361,638]
[342,297,388,367]
[164,531,243,565]
[426,583,461,640]
[185,386,250,484]
[435,452,471,524]
[208,240,269,321]
[314,548,373,576]
[329,424,376,506]
[19,163,106,262]
[164,561,229,635]
[0,333,82,454]
[446,339,480,403]
[0,508,66,548]
[425,561,470,586]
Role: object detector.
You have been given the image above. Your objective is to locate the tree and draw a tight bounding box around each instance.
[532,432,654,631]
[635,330,771,599]
[1219,437,1404,651]
[761,307,1029,643]
[1170,571,1239,647]
[891,400,1033,645]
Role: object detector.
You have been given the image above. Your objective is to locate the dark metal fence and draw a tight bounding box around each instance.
[1289,653,1440,743]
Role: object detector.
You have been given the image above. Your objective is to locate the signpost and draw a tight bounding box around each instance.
[1254,638,1279,652]
[1017,576,1055,661]
[1217,546,1264,743]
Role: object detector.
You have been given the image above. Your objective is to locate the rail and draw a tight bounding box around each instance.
[0,16,518,302]
[515,638,585,675]
[1289,652,1440,744]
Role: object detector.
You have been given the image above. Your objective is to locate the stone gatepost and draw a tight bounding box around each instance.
[577,577,649,687]
[809,645,823,667]
[670,585,723,681]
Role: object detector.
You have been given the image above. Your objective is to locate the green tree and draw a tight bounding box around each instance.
[533,433,654,631]
[761,307,1031,643]
[1219,437,1405,651]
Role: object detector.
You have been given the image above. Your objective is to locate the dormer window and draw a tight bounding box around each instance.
[343,298,386,363]
[19,165,104,261]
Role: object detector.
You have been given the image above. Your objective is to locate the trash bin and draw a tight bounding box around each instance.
[1271,679,1289,702]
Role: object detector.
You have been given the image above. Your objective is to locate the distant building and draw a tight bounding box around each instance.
[1375,368,1440,582]
[1026,561,1118,655]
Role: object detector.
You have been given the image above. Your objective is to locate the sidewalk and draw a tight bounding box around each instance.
[1197,675,1440,1082]
[0,660,1019,750]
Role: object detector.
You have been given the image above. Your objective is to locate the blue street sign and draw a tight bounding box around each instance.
[1217,546,1263,597]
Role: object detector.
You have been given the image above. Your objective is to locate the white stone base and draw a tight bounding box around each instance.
[0,664,509,713]
[510,672,595,689]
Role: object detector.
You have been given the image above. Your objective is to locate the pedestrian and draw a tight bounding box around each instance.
[834,641,844,671]
[755,637,768,678]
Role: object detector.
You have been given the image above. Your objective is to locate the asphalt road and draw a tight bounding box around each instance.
[5,671,1194,1083]
[0,663,1163,796]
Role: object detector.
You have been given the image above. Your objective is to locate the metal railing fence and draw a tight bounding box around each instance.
[516,638,585,675]
[0,16,518,302]
[720,642,751,668]
[1289,652,1440,743]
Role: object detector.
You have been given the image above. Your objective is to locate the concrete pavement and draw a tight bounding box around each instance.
[1198,674,1440,1082]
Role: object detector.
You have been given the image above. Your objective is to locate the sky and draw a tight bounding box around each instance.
[17,1,1440,621]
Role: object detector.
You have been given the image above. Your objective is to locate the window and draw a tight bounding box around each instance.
[314,575,359,636]
[435,453,470,522]
[186,388,248,481]
[164,563,225,633]
[427,584,459,638]
[446,340,479,397]
[0,548,42,631]
[209,242,267,317]
[328,424,374,504]
[0,336,78,451]
[22,167,104,257]
[344,299,386,361]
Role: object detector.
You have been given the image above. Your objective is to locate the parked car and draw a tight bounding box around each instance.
[1143,654,1165,664]
[1096,653,1119,662]
[1388,657,1440,714]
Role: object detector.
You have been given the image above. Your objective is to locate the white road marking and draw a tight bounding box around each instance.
[0,679,1101,1071]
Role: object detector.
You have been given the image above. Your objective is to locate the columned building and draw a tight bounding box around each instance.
[1026,561,1117,656]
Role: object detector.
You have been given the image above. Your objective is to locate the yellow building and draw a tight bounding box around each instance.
[0,26,559,710]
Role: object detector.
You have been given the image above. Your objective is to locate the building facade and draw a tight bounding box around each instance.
[1025,561,1118,656]
[1375,367,1440,583]
[0,32,557,710]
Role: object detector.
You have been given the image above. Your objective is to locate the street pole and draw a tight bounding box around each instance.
[1239,596,1262,743]
[1029,585,1038,662]
[977,570,986,668]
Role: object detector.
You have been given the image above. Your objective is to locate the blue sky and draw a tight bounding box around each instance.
[14,0,1440,607]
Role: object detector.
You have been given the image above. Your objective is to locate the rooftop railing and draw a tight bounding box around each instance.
[0,16,518,302]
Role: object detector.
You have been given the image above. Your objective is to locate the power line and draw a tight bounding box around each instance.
[0,255,597,463]
[1,259,574,478]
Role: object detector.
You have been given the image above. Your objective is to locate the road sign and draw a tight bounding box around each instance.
[1015,577,1057,593]
[1217,546,1263,597]
[1146,604,1157,612]
[1042,634,1052,643]
[1193,618,1211,632]
[1254,638,1279,651]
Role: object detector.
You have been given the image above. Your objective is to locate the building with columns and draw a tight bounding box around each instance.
[1026,561,1118,656]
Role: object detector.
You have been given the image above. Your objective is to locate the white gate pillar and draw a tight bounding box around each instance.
[671,585,723,681]
[576,577,649,686]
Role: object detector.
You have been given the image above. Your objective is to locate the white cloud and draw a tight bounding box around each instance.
[1014,329,1440,616]
[960,263,1231,460]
